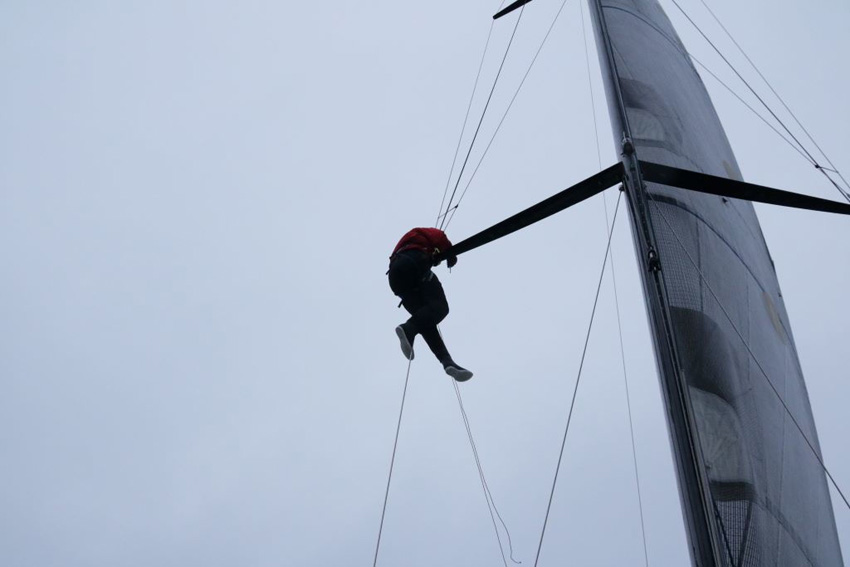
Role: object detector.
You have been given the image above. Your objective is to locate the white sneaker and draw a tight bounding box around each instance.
[444,363,473,382]
[395,326,414,361]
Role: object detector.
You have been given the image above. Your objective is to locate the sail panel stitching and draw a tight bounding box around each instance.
[605,4,812,166]
[711,498,739,567]
[647,194,850,516]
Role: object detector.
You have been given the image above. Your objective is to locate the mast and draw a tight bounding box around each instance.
[587,1,721,564]
[585,1,844,565]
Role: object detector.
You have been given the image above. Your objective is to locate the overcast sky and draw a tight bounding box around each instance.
[1,1,847,566]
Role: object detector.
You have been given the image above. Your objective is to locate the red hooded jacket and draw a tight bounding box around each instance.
[391,227,456,266]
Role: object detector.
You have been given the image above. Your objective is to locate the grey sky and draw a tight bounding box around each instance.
[1,1,847,566]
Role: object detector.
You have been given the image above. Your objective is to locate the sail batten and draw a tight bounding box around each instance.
[587,1,844,565]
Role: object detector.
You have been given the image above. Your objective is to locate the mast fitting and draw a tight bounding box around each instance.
[648,247,661,272]
[621,134,635,156]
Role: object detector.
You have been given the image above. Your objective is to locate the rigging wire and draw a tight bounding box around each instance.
[668,0,850,203]
[433,9,524,559]
[606,6,812,168]
[443,0,572,232]
[438,7,528,230]
[579,0,603,172]
[685,57,811,165]
[603,191,652,567]
[373,358,413,567]
[693,0,850,197]
[451,379,520,566]
[579,2,649,564]
[436,2,508,228]
[645,194,850,515]
[533,191,623,567]
[667,0,813,162]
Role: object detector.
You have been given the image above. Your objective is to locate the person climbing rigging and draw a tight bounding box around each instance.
[388,227,473,382]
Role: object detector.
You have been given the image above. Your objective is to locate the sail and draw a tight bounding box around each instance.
[587,1,844,565]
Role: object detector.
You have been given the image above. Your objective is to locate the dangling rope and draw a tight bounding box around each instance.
[428,9,527,559]
[452,380,521,566]
[533,191,623,567]
[373,359,413,567]
[373,361,519,567]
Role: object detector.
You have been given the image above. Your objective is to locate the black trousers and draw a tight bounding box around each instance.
[388,251,451,363]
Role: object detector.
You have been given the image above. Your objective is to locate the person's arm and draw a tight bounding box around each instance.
[428,229,457,267]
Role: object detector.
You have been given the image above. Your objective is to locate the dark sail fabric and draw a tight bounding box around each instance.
[590,0,843,565]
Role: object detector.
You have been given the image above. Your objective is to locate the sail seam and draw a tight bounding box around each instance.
[647,194,850,517]
[593,3,725,560]
[605,5,814,166]
[646,193,777,308]
[711,497,739,567]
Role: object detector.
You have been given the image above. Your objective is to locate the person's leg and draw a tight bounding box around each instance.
[419,322,472,382]
[414,274,472,381]
[391,262,472,380]
[389,252,429,359]
[402,273,454,363]
[405,272,448,323]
